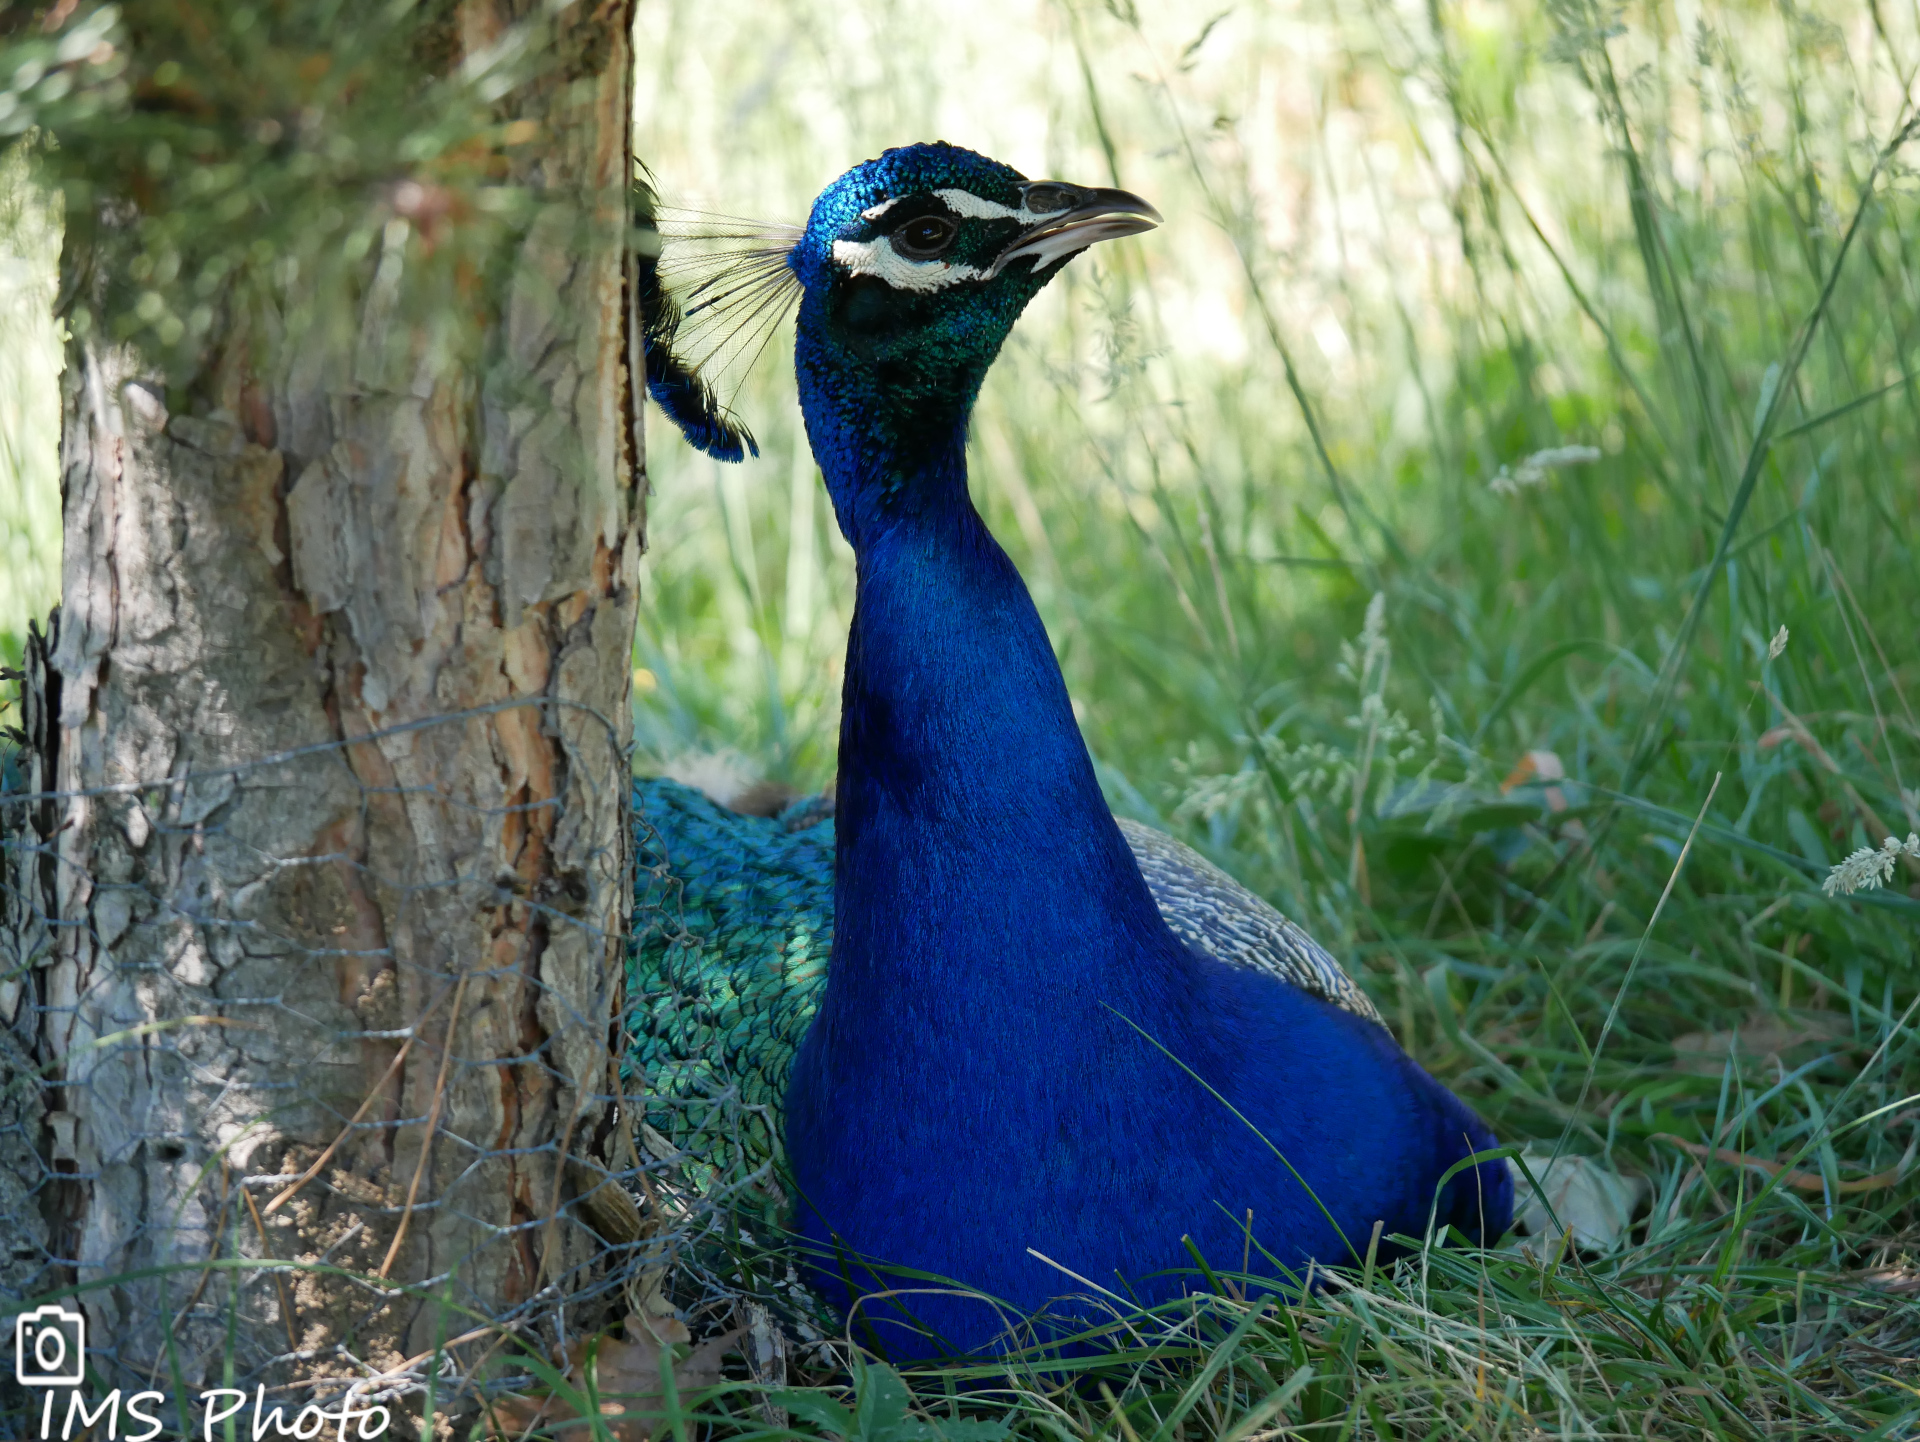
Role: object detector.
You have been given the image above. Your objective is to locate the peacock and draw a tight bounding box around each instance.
[629,142,1512,1362]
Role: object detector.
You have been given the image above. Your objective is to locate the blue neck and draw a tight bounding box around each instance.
[792,278,1008,550]
[783,301,1513,1360]
[800,361,1170,1013]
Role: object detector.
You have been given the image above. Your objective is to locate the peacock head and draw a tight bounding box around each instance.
[642,142,1156,531]
[787,143,1158,502]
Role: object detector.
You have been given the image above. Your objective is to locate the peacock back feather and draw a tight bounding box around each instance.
[627,777,834,1170]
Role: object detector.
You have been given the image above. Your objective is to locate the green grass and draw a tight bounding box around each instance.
[0,144,60,688]
[629,0,1920,1435]
[5,0,1918,1433]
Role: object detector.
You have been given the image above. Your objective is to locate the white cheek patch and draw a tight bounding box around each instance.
[831,235,989,292]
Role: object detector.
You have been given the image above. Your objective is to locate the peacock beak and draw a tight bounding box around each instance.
[989,184,1161,276]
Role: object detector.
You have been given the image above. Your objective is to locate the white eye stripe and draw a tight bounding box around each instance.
[862,189,1057,226]
[831,236,989,292]
[934,188,1056,225]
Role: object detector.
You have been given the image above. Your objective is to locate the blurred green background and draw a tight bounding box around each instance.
[0,145,59,674]
[6,0,1920,1426]
[628,0,1917,1032]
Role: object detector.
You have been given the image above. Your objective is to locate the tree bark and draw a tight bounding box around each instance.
[4,0,642,1397]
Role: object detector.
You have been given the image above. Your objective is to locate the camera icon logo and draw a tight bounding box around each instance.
[14,1306,86,1387]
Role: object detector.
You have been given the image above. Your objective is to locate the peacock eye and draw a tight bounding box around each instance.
[892,215,958,260]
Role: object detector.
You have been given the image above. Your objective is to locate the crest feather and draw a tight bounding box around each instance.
[633,171,802,462]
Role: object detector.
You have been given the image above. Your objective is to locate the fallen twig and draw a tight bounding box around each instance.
[1652,1134,1907,1195]
[380,973,470,1279]
[263,980,453,1218]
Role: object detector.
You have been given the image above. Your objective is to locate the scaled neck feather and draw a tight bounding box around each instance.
[804,378,1170,1007]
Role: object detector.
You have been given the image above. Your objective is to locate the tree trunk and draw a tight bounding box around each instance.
[4,0,642,1398]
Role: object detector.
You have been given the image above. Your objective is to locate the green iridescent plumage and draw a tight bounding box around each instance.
[627,777,834,1167]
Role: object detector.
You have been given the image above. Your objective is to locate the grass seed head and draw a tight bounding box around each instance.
[1822,832,1920,895]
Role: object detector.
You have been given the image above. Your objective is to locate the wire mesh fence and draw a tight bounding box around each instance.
[0,614,816,1440]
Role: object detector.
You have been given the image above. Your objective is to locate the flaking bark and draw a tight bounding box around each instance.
[7,0,642,1391]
